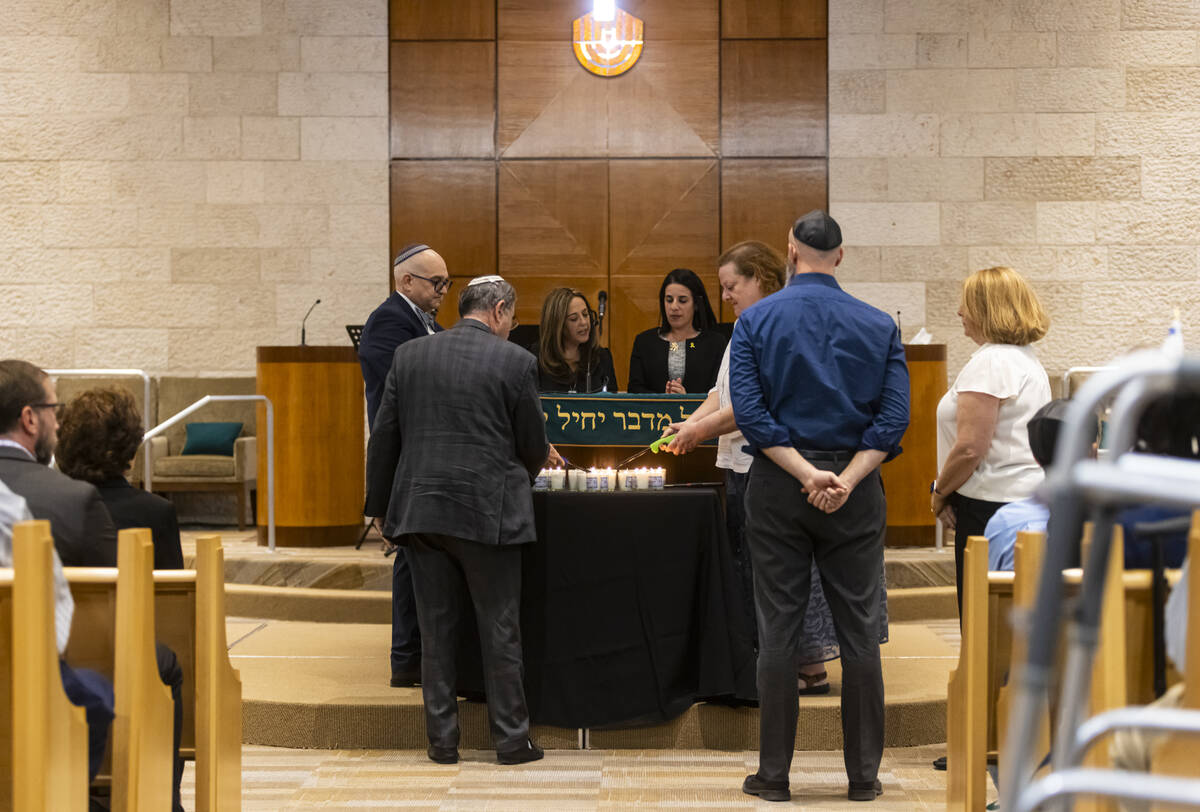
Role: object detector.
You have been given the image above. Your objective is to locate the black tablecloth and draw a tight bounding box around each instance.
[458,488,757,728]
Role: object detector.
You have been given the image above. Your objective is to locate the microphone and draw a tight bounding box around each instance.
[301,298,321,346]
[597,290,607,336]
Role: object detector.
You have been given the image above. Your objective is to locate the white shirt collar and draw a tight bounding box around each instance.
[397,292,436,335]
[0,438,34,460]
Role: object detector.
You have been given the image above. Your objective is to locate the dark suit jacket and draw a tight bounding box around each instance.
[358,291,443,428]
[365,319,549,546]
[97,477,184,570]
[533,345,620,393]
[627,328,728,394]
[0,447,118,567]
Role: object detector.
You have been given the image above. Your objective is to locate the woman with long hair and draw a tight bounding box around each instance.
[627,268,726,393]
[534,287,618,392]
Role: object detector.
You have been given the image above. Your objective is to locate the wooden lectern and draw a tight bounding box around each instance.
[881,344,948,546]
[255,346,364,547]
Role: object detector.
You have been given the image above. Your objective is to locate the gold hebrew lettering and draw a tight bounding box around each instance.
[598,413,605,423]
[570,411,581,427]
[655,412,672,430]
[628,413,642,430]
[556,403,570,431]
[580,411,597,430]
[615,412,627,430]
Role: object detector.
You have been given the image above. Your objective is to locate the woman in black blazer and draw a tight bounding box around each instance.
[56,387,184,570]
[533,287,619,392]
[628,268,727,393]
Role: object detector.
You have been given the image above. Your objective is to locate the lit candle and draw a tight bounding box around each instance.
[586,468,599,492]
[620,469,637,491]
[548,468,566,491]
[649,467,664,490]
[569,469,586,492]
[635,467,650,490]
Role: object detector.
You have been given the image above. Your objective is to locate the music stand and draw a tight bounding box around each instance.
[346,324,364,350]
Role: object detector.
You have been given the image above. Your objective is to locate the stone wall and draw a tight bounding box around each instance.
[0,0,389,373]
[828,0,1200,381]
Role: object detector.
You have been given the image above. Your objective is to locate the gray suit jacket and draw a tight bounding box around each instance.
[0,446,118,566]
[365,318,549,546]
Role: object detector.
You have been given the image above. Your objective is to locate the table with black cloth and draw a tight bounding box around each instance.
[456,488,757,729]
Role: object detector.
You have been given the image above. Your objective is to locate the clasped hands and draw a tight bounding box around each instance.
[803,468,850,514]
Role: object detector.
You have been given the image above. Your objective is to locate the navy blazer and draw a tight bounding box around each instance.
[358,292,443,428]
[365,319,549,546]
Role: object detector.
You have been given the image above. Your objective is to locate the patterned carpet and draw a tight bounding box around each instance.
[180,744,990,810]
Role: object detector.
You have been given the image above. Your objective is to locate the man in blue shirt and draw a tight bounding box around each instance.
[731,211,909,803]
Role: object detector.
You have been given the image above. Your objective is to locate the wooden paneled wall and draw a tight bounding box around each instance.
[390,0,827,386]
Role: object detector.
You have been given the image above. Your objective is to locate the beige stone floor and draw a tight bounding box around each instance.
[181,743,988,810]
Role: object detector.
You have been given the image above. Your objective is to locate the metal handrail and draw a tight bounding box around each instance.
[141,395,276,552]
[46,369,152,488]
[1061,366,1115,399]
[1067,706,1200,767]
[1014,768,1200,812]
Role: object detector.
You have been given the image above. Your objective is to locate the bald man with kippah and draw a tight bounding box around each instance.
[358,243,452,689]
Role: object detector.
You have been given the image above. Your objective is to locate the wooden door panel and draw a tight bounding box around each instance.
[721,39,827,157]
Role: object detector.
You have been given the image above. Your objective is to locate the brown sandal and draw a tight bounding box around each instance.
[798,670,831,695]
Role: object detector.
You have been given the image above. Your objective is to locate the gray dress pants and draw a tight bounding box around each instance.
[406,533,530,752]
[745,457,886,786]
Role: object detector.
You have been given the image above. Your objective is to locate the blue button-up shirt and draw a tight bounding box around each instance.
[730,273,910,460]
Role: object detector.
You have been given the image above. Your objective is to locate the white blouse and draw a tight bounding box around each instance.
[713,341,753,474]
[936,343,1051,503]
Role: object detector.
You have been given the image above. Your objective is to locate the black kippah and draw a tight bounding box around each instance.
[792,210,842,251]
[393,243,430,266]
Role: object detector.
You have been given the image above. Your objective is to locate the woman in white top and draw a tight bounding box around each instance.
[933,266,1051,615]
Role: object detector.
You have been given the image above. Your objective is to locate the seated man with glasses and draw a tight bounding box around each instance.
[0,359,118,567]
[358,244,452,690]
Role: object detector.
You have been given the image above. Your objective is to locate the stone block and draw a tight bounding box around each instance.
[830,114,939,157]
[112,161,207,204]
[276,282,381,341]
[42,204,139,247]
[170,0,263,36]
[278,72,387,117]
[207,161,266,204]
[310,246,387,283]
[0,37,82,72]
[93,282,220,327]
[0,248,72,283]
[0,162,59,204]
[1015,68,1125,112]
[1121,0,1200,30]
[940,113,1036,156]
[830,158,889,201]
[842,282,925,331]
[163,37,214,71]
[837,246,883,281]
[1097,113,1200,155]
[968,32,1056,67]
[262,161,386,204]
[886,69,1016,113]
[69,247,171,282]
[167,326,280,372]
[984,157,1140,200]
[189,73,277,117]
[0,284,94,325]
[1036,201,1097,244]
[968,246,1111,281]
[183,117,242,160]
[1035,113,1096,156]
[881,246,969,281]
[1143,155,1200,200]
[1057,32,1197,67]
[300,36,388,72]
[254,204,330,247]
[0,329,73,368]
[328,204,388,246]
[917,34,967,68]
[242,116,300,160]
[888,157,983,201]
[1109,246,1199,281]
[829,202,941,245]
[830,71,886,114]
[830,0,884,33]
[99,117,185,161]
[127,74,189,115]
[0,0,117,37]
[262,0,387,36]
[1128,68,1200,112]
[137,203,260,247]
[213,35,301,72]
[828,34,916,70]
[81,36,163,71]
[58,162,112,203]
[299,116,387,160]
[941,202,1037,245]
[1081,283,1200,332]
[884,0,969,34]
[1011,0,1121,31]
[0,73,129,116]
[261,247,313,282]
[1095,202,1200,245]
[76,328,170,370]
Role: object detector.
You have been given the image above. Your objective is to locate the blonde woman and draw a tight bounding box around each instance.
[932,266,1051,616]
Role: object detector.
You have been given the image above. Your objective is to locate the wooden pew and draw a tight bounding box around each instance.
[194,534,243,812]
[9,520,90,810]
[947,534,989,811]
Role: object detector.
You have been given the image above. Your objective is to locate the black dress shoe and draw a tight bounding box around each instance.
[933,755,947,771]
[390,667,421,688]
[742,774,790,802]
[427,744,458,764]
[848,778,883,801]
[497,739,544,765]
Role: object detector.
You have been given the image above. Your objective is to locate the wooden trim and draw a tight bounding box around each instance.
[256,524,362,548]
[903,344,947,362]
[255,346,359,364]
[885,524,935,546]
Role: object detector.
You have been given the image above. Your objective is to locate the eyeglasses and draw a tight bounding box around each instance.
[30,402,61,418]
[410,273,452,293]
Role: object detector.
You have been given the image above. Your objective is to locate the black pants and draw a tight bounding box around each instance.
[391,546,422,675]
[745,457,886,785]
[948,492,1008,618]
[407,534,530,752]
[155,642,185,812]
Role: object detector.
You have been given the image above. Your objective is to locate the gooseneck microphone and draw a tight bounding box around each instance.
[301,298,321,346]
[596,290,607,337]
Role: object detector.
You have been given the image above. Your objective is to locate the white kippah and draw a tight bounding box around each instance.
[467,275,506,287]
